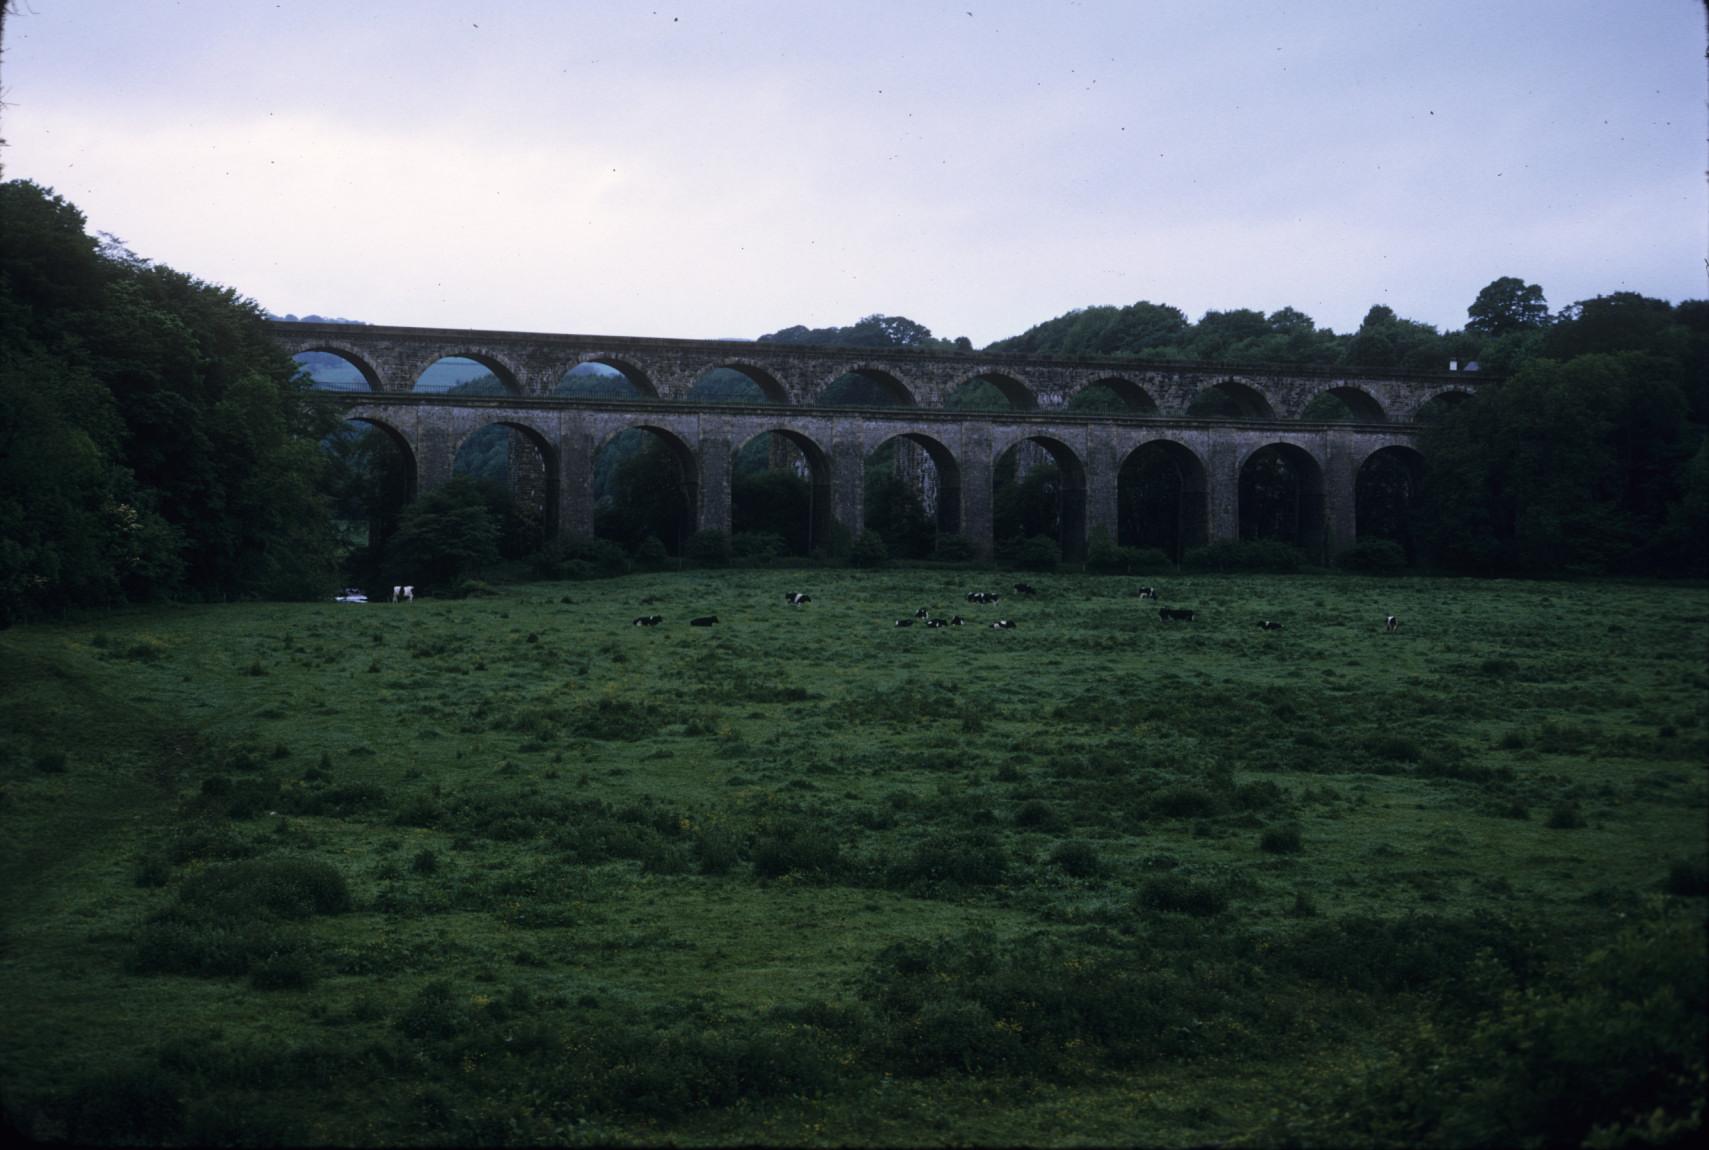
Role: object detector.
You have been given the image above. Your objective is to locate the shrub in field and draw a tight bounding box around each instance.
[1335,538,1408,574]
[249,949,319,990]
[1014,799,1065,831]
[751,819,841,879]
[530,534,628,579]
[1048,840,1105,878]
[411,849,439,875]
[685,528,731,567]
[175,857,352,920]
[1259,824,1304,854]
[60,1065,185,1145]
[1148,784,1224,818]
[132,853,172,887]
[394,794,443,828]
[1015,534,1062,571]
[1546,803,1587,829]
[1273,912,1534,995]
[888,831,1009,888]
[847,529,889,568]
[1664,857,1708,896]
[932,534,976,562]
[1362,734,1424,764]
[1136,874,1228,916]
[32,749,67,774]
[692,825,740,876]
[396,980,467,1042]
[1270,907,1705,1148]
[729,531,787,562]
[1183,540,1304,572]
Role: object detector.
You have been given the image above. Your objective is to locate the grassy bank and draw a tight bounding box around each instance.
[2,571,1704,1146]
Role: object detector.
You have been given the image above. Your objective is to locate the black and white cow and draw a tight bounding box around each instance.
[915,607,929,619]
[785,592,812,605]
[1258,620,1283,631]
[949,615,966,626]
[632,614,664,627]
[1013,582,1037,596]
[1138,587,1159,600]
[1385,615,1400,633]
[991,619,1017,629]
[924,619,947,629]
[690,615,718,627]
[966,591,1001,605]
[1159,608,1196,622]
[895,618,915,628]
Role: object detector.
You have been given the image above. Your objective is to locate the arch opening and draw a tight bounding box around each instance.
[1117,440,1209,562]
[690,366,786,405]
[993,436,1087,561]
[453,421,558,557]
[864,433,962,559]
[1356,445,1425,563]
[1069,377,1159,414]
[413,355,521,395]
[1239,443,1326,559]
[817,369,913,407]
[292,349,378,392]
[320,416,414,586]
[593,426,698,556]
[554,360,653,399]
[945,372,1037,411]
[1413,389,1473,423]
[1187,379,1276,420]
[1301,386,1386,423]
[731,430,831,557]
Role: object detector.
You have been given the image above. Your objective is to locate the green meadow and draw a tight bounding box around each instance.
[2,570,1704,1146]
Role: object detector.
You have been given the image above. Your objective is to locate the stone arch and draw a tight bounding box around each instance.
[292,347,383,391]
[1069,376,1160,413]
[1188,378,1277,420]
[945,370,1039,411]
[815,364,916,407]
[410,352,524,395]
[557,354,657,398]
[1117,438,1209,561]
[992,433,1087,559]
[593,423,701,554]
[453,418,559,543]
[694,360,790,405]
[864,431,963,553]
[1238,441,1327,559]
[1409,387,1474,422]
[1356,443,1425,562]
[731,427,834,555]
[325,414,417,551]
[1300,384,1387,423]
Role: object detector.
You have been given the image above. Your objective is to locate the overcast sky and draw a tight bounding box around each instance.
[3,1,1703,346]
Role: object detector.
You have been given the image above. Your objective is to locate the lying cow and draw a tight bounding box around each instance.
[924,619,947,629]
[1258,620,1283,631]
[1013,582,1037,596]
[991,619,1017,630]
[785,592,812,605]
[690,615,718,627]
[1159,608,1196,622]
[966,591,1001,605]
[632,614,665,627]
[1385,615,1400,633]
[1138,586,1159,600]
[895,618,915,628]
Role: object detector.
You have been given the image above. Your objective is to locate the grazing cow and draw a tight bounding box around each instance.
[391,585,402,603]
[1159,607,1196,622]
[1258,620,1283,631]
[991,619,1017,629]
[402,585,414,602]
[1385,615,1400,633]
[949,615,966,626]
[690,615,718,627]
[924,619,947,628]
[785,593,811,605]
[1014,582,1037,596]
[895,618,915,628]
[915,607,929,619]
[1138,586,1159,600]
[632,615,664,627]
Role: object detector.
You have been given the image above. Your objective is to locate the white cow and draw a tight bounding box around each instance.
[392,585,402,602]
[403,585,414,602]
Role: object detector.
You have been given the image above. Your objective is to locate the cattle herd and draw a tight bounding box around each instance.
[609,582,1401,635]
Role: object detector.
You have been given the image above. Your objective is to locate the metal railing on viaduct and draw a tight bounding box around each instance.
[270,320,1480,559]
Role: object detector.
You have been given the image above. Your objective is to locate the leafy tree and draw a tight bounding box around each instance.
[384,476,500,588]
[1343,305,1446,371]
[1466,276,1549,336]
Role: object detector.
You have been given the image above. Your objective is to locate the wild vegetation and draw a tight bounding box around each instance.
[1,570,1704,1145]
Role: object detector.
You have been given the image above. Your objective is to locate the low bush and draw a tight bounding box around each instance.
[1259,824,1304,854]
[685,529,731,567]
[729,531,788,562]
[530,534,629,579]
[1135,874,1228,916]
[60,1065,185,1145]
[888,831,1008,888]
[1664,857,1708,896]
[751,819,841,879]
[1015,534,1062,572]
[931,534,976,562]
[175,857,352,920]
[1183,540,1304,573]
[1335,538,1408,574]
[847,530,889,568]
[1048,840,1105,878]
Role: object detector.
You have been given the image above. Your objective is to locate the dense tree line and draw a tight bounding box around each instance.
[4,175,1704,625]
[1,181,340,625]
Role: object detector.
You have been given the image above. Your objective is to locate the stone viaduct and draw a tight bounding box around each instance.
[269,320,1481,560]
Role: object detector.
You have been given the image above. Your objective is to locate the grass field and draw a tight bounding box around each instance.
[2,570,1705,1146]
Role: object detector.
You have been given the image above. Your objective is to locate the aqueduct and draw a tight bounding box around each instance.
[271,320,1477,560]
